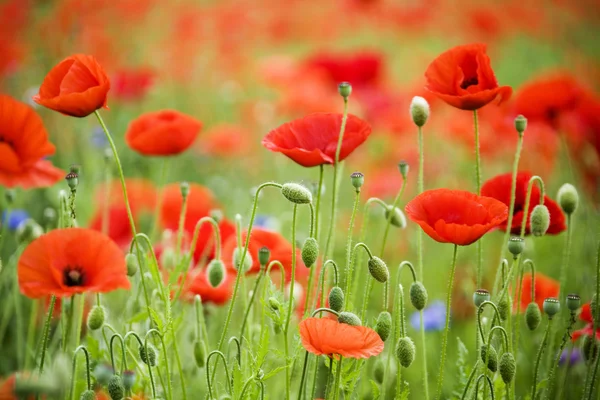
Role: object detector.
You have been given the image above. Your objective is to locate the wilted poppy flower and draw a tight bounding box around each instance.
[481,172,566,235]
[299,317,384,358]
[424,43,512,110]
[18,228,130,298]
[572,303,600,342]
[185,267,235,305]
[125,110,202,156]
[516,272,560,312]
[33,54,110,117]
[405,189,508,246]
[0,95,64,188]
[262,113,371,167]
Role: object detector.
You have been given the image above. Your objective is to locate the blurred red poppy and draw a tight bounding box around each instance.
[0,95,64,188]
[424,43,512,110]
[125,110,202,156]
[196,124,251,157]
[262,113,372,167]
[299,317,384,358]
[481,172,566,235]
[18,228,130,298]
[34,54,110,117]
[405,189,508,246]
[573,303,600,341]
[112,67,155,101]
[515,272,560,312]
[303,50,383,88]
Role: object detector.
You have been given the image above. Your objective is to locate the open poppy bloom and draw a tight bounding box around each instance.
[18,228,130,298]
[299,317,384,358]
[481,172,566,235]
[424,43,512,110]
[125,110,202,156]
[515,272,560,312]
[33,54,110,117]
[262,113,372,167]
[405,189,508,246]
[0,95,64,188]
[573,303,600,342]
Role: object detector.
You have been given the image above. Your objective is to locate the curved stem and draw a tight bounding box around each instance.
[145,329,172,400]
[532,319,553,400]
[547,311,577,399]
[69,346,91,400]
[109,334,128,374]
[149,158,169,241]
[519,175,545,238]
[239,271,264,342]
[475,375,494,400]
[346,243,372,309]
[477,301,502,342]
[320,260,340,311]
[398,261,418,283]
[514,259,535,352]
[311,308,340,318]
[460,361,480,400]
[558,215,572,303]
[297,351,310,400]
[303,165,324,317]
[266,260,286,292]
[585,234,600,399]
[228,336,242,367]
[206,350,232,398]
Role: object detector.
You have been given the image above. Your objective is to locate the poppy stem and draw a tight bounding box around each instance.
[175,185,189,262]
[239,269,264,344]
[149,158,169,241]
[206,350,232,399]
[546,310,577,399]
[460,360,480,399]
[283,204,298,400]
[69,345,91,400]
[514,259,535,353]
[297,351,310,400]
[519,176,545,238]
[266,260,286,292]
[101,154,112,235]
[532,318,553,400]
[145,329,173,400]
[303,166,324,317]
[320,260,339,310]
[558,214,573,308]
[37,294,55,374]
[473,109,484,291]
[332,356,343,400]
[434,244,458,400]
[474,374,494,400]
[343,186,361,308]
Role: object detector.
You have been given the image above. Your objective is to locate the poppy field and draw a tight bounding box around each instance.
[1,0,600,399]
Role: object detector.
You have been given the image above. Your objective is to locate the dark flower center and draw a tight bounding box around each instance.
[460,77,479,90]
[63,267,84,287]
[0,135,14,147]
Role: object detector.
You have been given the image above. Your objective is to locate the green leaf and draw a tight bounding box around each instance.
[370,379,381,400]
[148,307,164,332]
[452,337,470,398]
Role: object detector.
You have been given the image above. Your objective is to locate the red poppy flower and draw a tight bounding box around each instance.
[303,50,383,88]
[185,267,235,306]
[515,272,560,312]
[481,172,566,235]
[112,67,155,101]
[424,43,512,110]
[262,113,372,167]
[572,303,600,342]
[0,95,64,188]
[125,110,202,156]
[34,54,110,117]
[18,228,130,298]
[299,317,384,358]
[405,189,508,246]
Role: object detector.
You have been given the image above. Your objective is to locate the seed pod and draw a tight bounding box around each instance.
[395,337,416,368]
[258,246,270,267]
[507,237,524,257]
[93,363,114,386]
[281,183,312,204]
[65,172,79,190]
[498,297,511,321]
[194,340,207,368]
[232,248,253,272]
[207,259,226,288]
[86,305,105,331]
[530,204,550,237]
[301,237,319,267]
[338,311,361,326]
[543,297,560,318]
[139,344,157,366]
[583,335,599,362]
[410,96,430,127]
[368,257,389,283]
[566,294,581,312]
[410,281,428,310]
[525,302,542,330]
[514,114,527,134]
[373,358,385,384]
[499,352,516,384]
[472,289,490,309]
[338,82,352,98]
[122,370,135,391]
[375,311,392,342]
[480,345,498,372]
[557,183,579,215]
[350,172,364,191]
[80,390,97,400]
[107,375,124,400]
[328,286,344,313]
[384,206,407,228]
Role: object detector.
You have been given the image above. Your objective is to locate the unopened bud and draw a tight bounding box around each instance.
[139,344,158,366]
[395,337,416,368]
[281,183,312,204]
[543,297,560,318]
[107,375,124,400]
[375,311,392,341]
[87,305,105,331]
[258,246,270,267]
[268,297,281,311]
[65,172,78,190]
[410,96,430,127]
[16,219,43,244]
[410,281,428,310]
[368,257,389,283]
[338,82,352,99]
[180,181,190,198]
[338,311,361,326]
[566,294,581,312]
[207,259,226,288]
[480,345,498,372]
[5,189,15,204]
[525,302,542,330]
[125,253,138,277]
[328,286,344,312]
[301,237,319,267]
[530,204,550,237]
[80,390,97,400]
[557,183,579,215]
[508,237,524,257]
[209,209,223,223]
[514,115,527,135]
[93,363,114,386]
[384,206,407,228]
[498,297,511,321]
[398,161,409,179]
[473,289,490,308]
[499,353,516,384]
[194,340,207,368]
[232,247,253,272]
[350,172,364,191]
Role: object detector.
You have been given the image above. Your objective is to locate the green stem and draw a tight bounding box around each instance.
[585,233,600,399]
[146,329,173,400]
[69,346,91,400]
[297,351,310,400]
[558,215,572,302]
[303,166,324,318]
[332,357,343,400]
[206,350,232,398]
[175,187,189,263]
[37,295,56,374]
[343,188,361,307]
[547,311,577,399]
[435,244,458,400]
[284,204,298,400]
[239,271,264,342]
[25,299,40,370]
[460,361,480,400]
[532,318,553,400]
[149,158,169,241]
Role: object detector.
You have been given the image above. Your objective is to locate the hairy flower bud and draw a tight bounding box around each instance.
[395,337,416,368]
[566,294,581,312]
[301,237,319,267]
[375,311,392,341]
[514,114,527,135]
[328,286,344,312]
[232,248,253,272]
[543,297,560,318]
[525,302,542,330]
[122,370,135,391]
[557,183,579,215]
[498,297,511,321]
[281,183,312,204]
[338,311,362,326]
[139,344,158,366]
[87,305,105,331]
[368,256,389,283]
[258,246,270,267]
[410,96,430,127]
[350,172,364,191]
[268,297,281,311]
[207,259,226,288]
[480,345,498,372]
[384,206,407,228]
[530,204,550,237]
[473,289,490,308]
[338,82,352,98]
[373,358,385,384]
[107,375,124,400]
[80,390,97,400]
[410,281,428,310]
[507,237,524,257]
[194,340,207,368]
[16,219,43,245]
[499,352,516,384]
[125,253,138,277]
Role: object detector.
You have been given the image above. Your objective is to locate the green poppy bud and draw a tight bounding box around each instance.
[530,204,550,237]
[395,337,416,368]
[338,311,361,326]
[139,344,158,366]
[566,293,581,312]
[338,82,352,99]
[86,305,105,331]
[373,358,385,384]
[4,189,15,204]
[525,302,542,330]
[410,281,428,310]
[543,297,560,318]
[410,96,430,127]
[207,259,226,288]
[80,390,97,400]
[498,297,511,321]
[43,207,57,225]
[122,370,135,391]
[328,286,344,312]
[368,256,389,283]
[583,335,599,363]
[507,237,524,257]
[375,311,392,342]
[499,352,516,384]
[301,237,319,267]
[258,246,270,267]
[107,375,125,400]
[125,253,138,277]
[557,183,579,215]
[398,161,409,179]
[350,172,364,191]
[384,206,407,228]
[232,248,253,272]
[473,289,490,308]
[209,208,223,223]
[65,172,79,191]
[480,345,498,372]
[194,340,207,368]
[268,297,281,311]
[281,183,312,204]
[514,114,527,135]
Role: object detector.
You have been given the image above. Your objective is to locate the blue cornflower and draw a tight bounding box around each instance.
[410,300,447,331]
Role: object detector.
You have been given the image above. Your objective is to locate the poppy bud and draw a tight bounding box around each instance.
[125,253,138,277]
[281,183,313,205]
[80,390,97,400]
[16,219,43,244]
[566,293,581,312]
[160,248,177,270]
[122,370,135,391]
[384,206,407,228]
[268,297,281,311]
[180,181,190,199]
[93,363,114,386]
[328,286,344,312]
[107,375,124,400]
[301,237,319,267]
[480,345,498,372]
[530,205,550,237]
[139,344,158,366]
[499,352,516,384]
[514,114,527,135]
[368,257,389,283]
[210,209,223,223]
[395,337,416,368]
[65,172,78,190]
[258,246,270,267]
[582,335,599,362]
[373,358,385,384]
[410,281,428,310]
[86,305,105,331]
[256,368,265,380]
[338,311,362,326]
[194,340,207,368]
[473,289,490,308]
[232,247,253,272]
[350,172,364,191]
[5,189,15,204]
[207,259,226,288]
[557,183,579,215]
[410,96,430,127]
[507,237,524,257]
[338,82,352,99]
[525,302,542,330]
[543,297,560,318]
[498,297,511,321]
[375,311,392,341]
[398,161,409,179]
[43,207,57,225]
